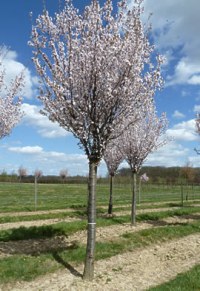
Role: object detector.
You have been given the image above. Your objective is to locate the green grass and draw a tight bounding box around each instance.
[0,211,76,224]
[149,264,200,291]
[0,221,87,242]
[0,207,107,224]
[137,207,200,222]
[0,254,60,283]
[0,183,88,212]
[0,182,200,213]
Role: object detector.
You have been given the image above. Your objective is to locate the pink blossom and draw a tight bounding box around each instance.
[0,46,24,138]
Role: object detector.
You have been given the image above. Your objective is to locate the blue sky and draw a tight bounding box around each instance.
[0,0,200,177]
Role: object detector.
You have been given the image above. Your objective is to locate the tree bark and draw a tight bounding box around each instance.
[34,176,37,211]
[108,174,113,215]
[83,161,97,281]
[131,171,137,225]
[138,178,141,205]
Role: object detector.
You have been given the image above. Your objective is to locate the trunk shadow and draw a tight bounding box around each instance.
[52,251,82,278]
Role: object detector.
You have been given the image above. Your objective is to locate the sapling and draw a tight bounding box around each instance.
[59,169,68,183]
[34,169,43,210]
[119,105,168,225]
[18,166,28,183]
[104,140,124,215]
[138,173,149,204]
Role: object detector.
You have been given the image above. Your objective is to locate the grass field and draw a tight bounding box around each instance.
[0,181,200,212]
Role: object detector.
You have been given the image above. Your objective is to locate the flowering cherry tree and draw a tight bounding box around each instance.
[34,169,43,210]
[140,173,149,182]
[138,172,149,204]
[195,113,200,154]
[18,166,28,182]
[104,140,124,215]
[29,0,164,280]
[59,168,68,183]
[119,105,168,224]
[0,47,24,139]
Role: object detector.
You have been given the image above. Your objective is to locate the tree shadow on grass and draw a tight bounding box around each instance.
[107,216,127,225]
[0,236,78,257]
[180,214,200,220]
[146,220,169,227]
[52,251,82,278]
[0,225,66,242]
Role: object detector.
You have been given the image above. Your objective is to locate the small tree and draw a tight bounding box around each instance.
[29,0,163,280]
[119,105,168,225]
[34,169,43,210]
[195,113,200,154]
[138,172,149,204]
[18,166,28,182]
[59,169,68,183]
[104,140,124,215]
[0,46,24,139]
[180,162,195,184]
[140,173,149,182]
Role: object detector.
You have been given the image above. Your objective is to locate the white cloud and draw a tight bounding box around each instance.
[1,48,37,99]
[8,146,43,154]
[166,59,200,86]
[188,155,200,167]
[188,75,200,85]
[128,0,200,86]
[194,105,200,112]
[21,103,71,138]
[145,142,190,167]
[7,144,88,176]
[166,119,198,142]
[172,110,185,119]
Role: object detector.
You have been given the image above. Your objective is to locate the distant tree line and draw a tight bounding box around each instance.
[116,165,200,184]
[0,165,200,185]
[0,171,88,184]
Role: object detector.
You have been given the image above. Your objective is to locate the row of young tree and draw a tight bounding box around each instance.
[1,0,200,282]
[0,167,69,183]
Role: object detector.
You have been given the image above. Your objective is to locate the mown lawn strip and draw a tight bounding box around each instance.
[148,264,200,291]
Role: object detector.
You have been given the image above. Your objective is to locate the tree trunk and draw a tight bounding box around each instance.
[181,183,184,207]
[83,161,97,281]
[34,176,37,211]
[138,178,141,205]
[108,174,113,215]
[131,171,137,225]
